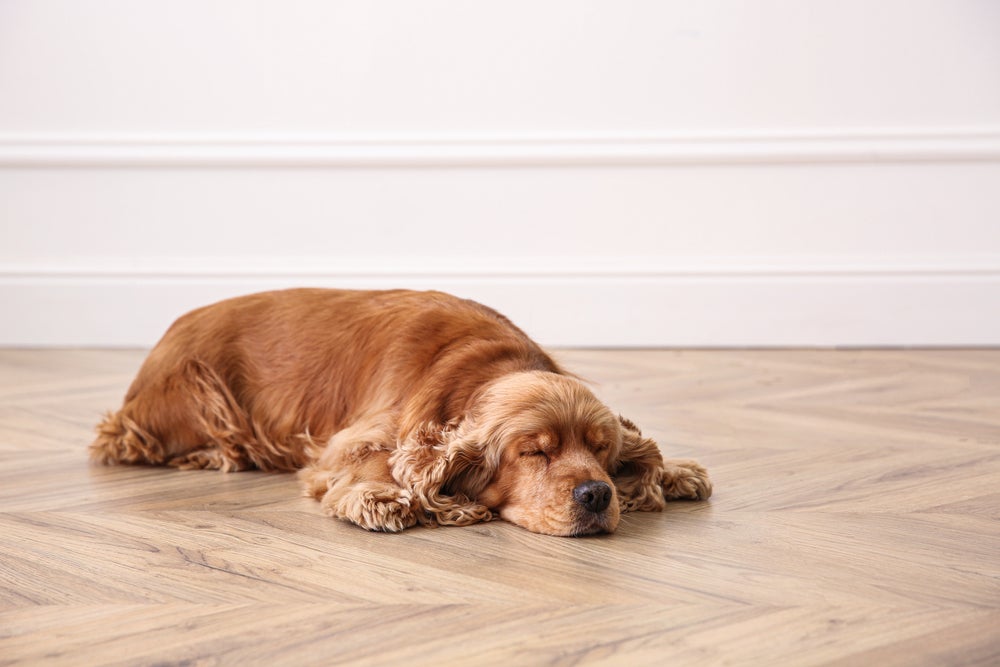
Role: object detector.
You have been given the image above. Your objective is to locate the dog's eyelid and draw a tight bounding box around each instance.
[586,437,610,451]
[519,449,550,462]
[518,432,554,457]
[585,426,611,446]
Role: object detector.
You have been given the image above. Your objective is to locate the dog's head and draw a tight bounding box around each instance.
[392,371,666,536]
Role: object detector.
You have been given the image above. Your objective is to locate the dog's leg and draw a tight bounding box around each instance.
[91,359,258,472]
[90,361,213,466]
[299,418,419,532]
[301,449,419,532]
[91,408,169,466]
[661,459,713,500]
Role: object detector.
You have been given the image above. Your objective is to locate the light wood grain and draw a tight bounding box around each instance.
[1,349,998,666]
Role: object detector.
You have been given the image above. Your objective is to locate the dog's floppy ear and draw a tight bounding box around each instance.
[612,416,667,512]
[390,420,499,526]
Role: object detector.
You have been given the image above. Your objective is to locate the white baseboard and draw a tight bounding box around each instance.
[2,129,999,167]
[3,130,998,347]
[3,259,999,347]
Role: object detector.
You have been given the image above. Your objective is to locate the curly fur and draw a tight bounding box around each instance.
[91,288,711,535]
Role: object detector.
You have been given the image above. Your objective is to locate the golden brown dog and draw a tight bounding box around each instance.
[91,289,711,535]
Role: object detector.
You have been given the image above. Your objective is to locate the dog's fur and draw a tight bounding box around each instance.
[91,289,711,535]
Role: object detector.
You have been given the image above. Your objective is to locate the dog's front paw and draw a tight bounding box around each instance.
[662,460,712,501]
[324,483,419,533]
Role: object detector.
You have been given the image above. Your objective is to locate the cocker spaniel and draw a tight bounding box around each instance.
[91,289,711,535]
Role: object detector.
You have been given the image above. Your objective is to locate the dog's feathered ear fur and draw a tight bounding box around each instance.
[390,419,500,526]
[613,416,667,512]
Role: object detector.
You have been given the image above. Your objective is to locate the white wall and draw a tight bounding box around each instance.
[2,0,999,346]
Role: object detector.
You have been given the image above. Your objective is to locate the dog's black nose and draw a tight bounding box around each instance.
[573,480,612,513]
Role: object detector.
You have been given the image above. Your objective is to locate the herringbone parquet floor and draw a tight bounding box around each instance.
[1,349,998,666]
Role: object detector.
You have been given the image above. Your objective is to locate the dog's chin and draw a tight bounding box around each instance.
[567,513,617,537]
[501,507,617,537]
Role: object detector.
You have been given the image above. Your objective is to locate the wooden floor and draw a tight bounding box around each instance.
[1,349,998,666]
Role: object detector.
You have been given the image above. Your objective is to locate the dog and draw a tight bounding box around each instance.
[91,289,711,535]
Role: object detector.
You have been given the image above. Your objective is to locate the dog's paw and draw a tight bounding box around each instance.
[169,447,250,472]
[662,460,713,501]
[324,483,418,533]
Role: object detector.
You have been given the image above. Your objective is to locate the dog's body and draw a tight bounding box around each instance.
[91,289,711,535]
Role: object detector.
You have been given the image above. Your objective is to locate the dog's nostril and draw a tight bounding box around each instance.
[573,480,612,513]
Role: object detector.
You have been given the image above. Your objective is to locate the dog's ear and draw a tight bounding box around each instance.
[390,420,499,526]
[612,416,667,512]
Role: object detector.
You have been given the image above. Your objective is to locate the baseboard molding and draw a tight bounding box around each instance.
[2,129,999,167]
[3,261,999,347]
[3,130,998,346]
